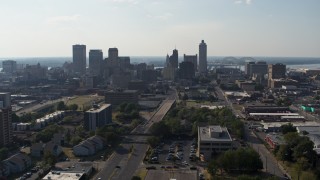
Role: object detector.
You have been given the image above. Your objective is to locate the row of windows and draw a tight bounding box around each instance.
[200,142,232,146]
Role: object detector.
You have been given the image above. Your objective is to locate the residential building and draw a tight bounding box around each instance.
[73,44,86,74]
[198,126,233,159]
[2,153,31,175]
[73,136,104,156]
[84,104,112,131]
[0,92,12,147]
[184,54,197,71]
[31,141,62,157]
[198,40,207,73]
[89,49,103,76]
[162,66,175,80]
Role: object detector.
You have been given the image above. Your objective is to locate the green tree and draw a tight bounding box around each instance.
[149,121,171,137]
[281,123,297,134]
[68,104,78,111]
[56,101,66,110]
[207,160,218,176]
[12,113,20,122]
[0,148,9,161]
[70,136,82,146]
[147,136,160,148]
[131,176,141,180]
[44,151,57,166]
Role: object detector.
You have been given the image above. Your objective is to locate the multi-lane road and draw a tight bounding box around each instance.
[94,92,176,180]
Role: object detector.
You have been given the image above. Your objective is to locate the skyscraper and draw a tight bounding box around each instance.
[169,49,178,69]
[72,44,86,74]
[199,40,207,73]
[108,48,118,61]
[184,54,198,71]
[89,49,103,76]
[0,92,12,147]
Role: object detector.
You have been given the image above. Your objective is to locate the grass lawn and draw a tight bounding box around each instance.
[62,147,76,159]
[65,95,104,110]
[134,168,148,180]
[282,161,317,179]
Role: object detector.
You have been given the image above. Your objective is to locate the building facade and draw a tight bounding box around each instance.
[105,90,138,105]
[179,61,195,79]
[0,93,12,147]
[198,40,207,73]
[89,49,103,76]
[184,54,198,71]
[84,104,112,131]
[73,44,86,74]
[198,126,233,160]
[2,60,17,74]
[169,49,179,69]
[268,63,286,79]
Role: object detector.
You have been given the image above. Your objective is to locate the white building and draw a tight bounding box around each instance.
[198,126,233,160]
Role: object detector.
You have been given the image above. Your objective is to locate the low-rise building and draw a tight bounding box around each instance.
[73,136,104,156]
[31,141,62,157]
[265,133,285,149]
[198,126,233,160]
[2,153,31,175]
[105,90,138,105]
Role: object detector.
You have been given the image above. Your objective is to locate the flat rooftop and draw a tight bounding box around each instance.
[199,126,232,142]
[249,113,299,116]
[42,172,84,180]
[87,104,111,113]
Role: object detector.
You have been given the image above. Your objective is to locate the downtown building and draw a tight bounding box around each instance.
[198,40,207,74]
[89,49,103,76]
[73,44,86,75]
[184,54,197,71]
[84,104,112,131]
[0,92,12,147]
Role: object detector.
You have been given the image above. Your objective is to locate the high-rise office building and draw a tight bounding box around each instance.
[108,48,118,61]
[0,92,12,147]
[268,63,286,79]
[199,40,207,73]
[245,61,268,77]
[89,49,103,76]
[169,49,178,69]
[2,60,17,73]
[72,44,86,74]
[184,54,198,71]
[179,61,195,79]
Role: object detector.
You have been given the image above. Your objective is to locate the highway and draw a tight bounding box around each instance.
[94,92,176,180]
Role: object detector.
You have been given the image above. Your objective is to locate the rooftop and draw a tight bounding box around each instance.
[199,126,232,142]
[87,104,111,113]
[42,172,84,180]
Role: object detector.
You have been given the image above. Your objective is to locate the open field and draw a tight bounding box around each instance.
[65,95,104,110]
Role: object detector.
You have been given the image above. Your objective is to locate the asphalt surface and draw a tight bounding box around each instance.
[94,92,176,180]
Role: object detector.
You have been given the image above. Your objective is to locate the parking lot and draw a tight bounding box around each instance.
[147,138,198,168]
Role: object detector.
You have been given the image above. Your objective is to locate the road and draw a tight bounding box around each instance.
[16,97,68,116]
[214,83,287,178]
[94,92,176,180]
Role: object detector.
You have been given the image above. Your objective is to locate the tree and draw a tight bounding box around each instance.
[12,113,20,122]
[0,148,9,161]
[131,176,141,180]
[68,104,78,111]
[147,136,160,148]
[207,160,218,176]
[56,101,66,110]
[182,94,189,101]
[44,151,57,166]
[281,123,297,134]
[70,136,82,146]
[149,121,171,137]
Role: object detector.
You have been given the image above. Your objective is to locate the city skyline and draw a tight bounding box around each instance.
[0,0,319,57]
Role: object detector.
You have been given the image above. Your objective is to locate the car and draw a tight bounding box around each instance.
[190,166,197,170]
[166,166,172,169]
[146,166,156,170]
[160,166,165,169]
[115,165,121,168]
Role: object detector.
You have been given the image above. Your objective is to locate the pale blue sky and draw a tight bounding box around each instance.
[0,0,319,57]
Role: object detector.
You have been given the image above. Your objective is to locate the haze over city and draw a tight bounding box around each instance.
[1,0,319,57]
